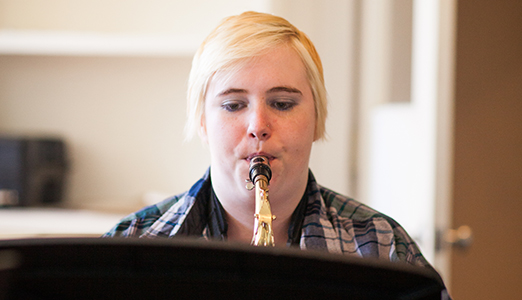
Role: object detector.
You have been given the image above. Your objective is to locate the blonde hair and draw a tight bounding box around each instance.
[185,11,327,141]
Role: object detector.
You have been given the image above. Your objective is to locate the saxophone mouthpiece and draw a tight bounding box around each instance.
[249,156,272,184]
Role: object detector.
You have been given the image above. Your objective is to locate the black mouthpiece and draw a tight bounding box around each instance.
[249,156,272,184]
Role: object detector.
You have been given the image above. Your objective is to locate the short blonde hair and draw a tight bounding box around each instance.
[185,11,327,141]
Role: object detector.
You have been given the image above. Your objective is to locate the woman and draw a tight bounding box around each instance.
[105,11,438,272]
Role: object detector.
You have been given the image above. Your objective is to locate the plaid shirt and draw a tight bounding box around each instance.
[105,168,450,298]
[105,168,429,267]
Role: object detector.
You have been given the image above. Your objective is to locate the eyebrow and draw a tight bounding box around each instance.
[217,88,247,97]
[267,86,302,95]
[217,86,302,97]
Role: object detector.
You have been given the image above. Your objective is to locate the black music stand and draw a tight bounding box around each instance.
[0,238,445,299]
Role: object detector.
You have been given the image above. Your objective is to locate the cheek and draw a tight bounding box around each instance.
[206,116,244,149]
[286,114,316,144]
[288,122,316,162]
[282,126,315,161]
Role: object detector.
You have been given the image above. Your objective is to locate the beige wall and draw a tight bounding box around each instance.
[0,0,268,35]
[0,0,270,211]
[0,0,355,212]
[0,55,208,210]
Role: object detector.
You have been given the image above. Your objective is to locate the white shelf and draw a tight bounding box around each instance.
[0,30,200,57]
[0,207,125,239]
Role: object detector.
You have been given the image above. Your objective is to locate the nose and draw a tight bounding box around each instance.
[247,105,272,140]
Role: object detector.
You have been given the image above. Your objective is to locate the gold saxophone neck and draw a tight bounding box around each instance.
[248,156,276,247]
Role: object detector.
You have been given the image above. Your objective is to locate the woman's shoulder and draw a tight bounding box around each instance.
[104,168,212,238]
[317,185,428,266]
[318,184,411,241]
[103,192,188,237]
[318,185,385,221]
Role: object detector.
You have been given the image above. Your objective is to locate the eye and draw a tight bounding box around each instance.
[221,101,246,112]
[271,100,296,111]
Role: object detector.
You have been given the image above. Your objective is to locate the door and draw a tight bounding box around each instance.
[450,0,522,299]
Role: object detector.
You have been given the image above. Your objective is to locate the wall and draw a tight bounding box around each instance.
[0,0,355,212]
[0,0,269,36]
[0,55,203,211]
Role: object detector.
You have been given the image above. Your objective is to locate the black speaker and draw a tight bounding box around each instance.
[0,136,68,207]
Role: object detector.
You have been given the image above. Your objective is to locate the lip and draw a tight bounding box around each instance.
[245,152,276,162]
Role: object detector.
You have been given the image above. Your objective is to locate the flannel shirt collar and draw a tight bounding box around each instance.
[141,168,339,251]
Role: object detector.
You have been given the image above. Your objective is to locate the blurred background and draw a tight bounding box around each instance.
[1,1,521,299]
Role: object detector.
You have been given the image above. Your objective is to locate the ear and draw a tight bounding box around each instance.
[198,113,209,144]
[312,122,318,141]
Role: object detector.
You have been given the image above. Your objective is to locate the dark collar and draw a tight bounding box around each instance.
[177,171,309,247]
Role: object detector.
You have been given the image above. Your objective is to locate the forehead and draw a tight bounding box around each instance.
[208,45,310,94]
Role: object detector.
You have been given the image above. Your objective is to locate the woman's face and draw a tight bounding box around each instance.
[201,45,316,206]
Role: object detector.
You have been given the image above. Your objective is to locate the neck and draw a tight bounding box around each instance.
[213,185,303,247]
[210,168,309,247]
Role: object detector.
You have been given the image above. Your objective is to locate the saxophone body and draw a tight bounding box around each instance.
[248,156,276,247]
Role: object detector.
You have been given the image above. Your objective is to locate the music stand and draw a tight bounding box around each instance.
[0,238,444,299]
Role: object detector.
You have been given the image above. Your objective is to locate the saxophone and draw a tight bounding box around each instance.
[247,156,276,246]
